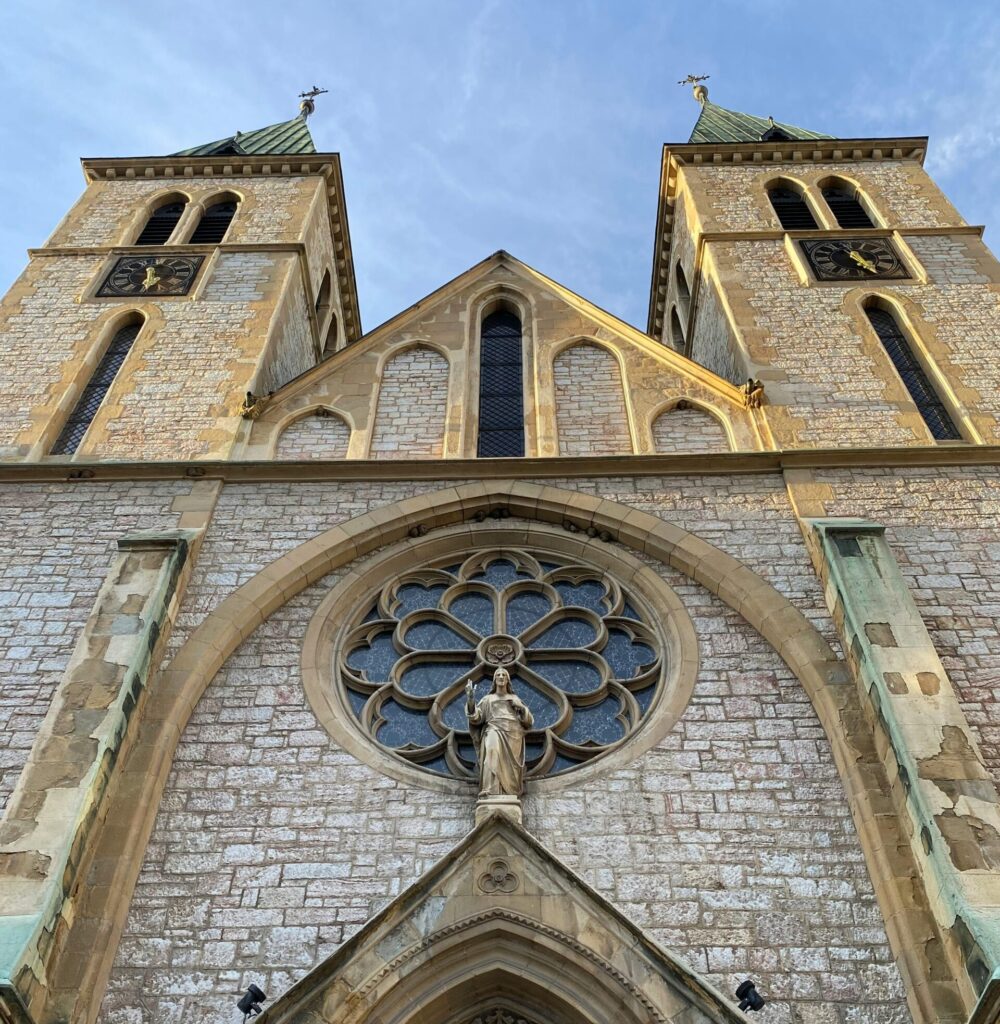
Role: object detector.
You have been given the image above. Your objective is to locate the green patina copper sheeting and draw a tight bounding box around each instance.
[689,100,834,144]
[173,114,316,156]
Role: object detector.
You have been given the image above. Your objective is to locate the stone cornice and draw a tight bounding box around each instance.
[78,152,361,341]
[647,136,931,336]
[4,445,998,484]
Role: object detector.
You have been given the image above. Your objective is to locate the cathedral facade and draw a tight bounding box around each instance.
[0,88,998,1024]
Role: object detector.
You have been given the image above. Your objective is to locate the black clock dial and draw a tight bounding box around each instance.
[799,238,909,281]
[98,255,204,297]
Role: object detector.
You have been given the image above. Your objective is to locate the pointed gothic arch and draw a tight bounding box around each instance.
[651,399,732,453]
[42,483,930,1024]
[552,341,632,455]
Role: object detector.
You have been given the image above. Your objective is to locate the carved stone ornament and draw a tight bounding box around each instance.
[468,1009,539,1024]
[97,255,204,297]
[477,858,519,894]
[483,638,516,665]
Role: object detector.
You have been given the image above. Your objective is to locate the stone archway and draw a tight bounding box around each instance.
[42,480,925,1024]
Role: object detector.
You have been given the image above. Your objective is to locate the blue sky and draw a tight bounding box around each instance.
[2,1,999,332]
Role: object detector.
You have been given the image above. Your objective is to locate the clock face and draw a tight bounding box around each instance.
[98,255,204,297]
[799,238,909,281]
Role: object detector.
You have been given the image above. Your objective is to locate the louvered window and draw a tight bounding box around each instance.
[823,186,874,228]
[188,201,238,244]
[478,311,524,458]
[768,188,818,230]
[50,323,141,455]
[866,308,961,441]
[135,202,185,245]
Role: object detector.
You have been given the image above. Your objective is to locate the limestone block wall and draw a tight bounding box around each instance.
[256,268,316,396]
[0,480,194,811]
[99,494,905,1024]
[687,266,742,385]
[704,235,1000,448]
[682,160,960,235]
[652,405,730,453]
[0,173,336,461]
[46,176,319,249]
[814,465,1000,779]
[274,413,350,459]
[553,343,632,455]
[369,346,449,458]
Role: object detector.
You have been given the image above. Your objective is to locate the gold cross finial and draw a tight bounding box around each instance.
[677,74,710,104]
[298,85,329,119]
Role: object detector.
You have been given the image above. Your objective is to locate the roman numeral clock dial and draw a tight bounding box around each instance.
[98,255,204,297]
[799,238,909,281]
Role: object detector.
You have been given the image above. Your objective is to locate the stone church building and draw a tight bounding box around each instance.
[0,85,998,1024]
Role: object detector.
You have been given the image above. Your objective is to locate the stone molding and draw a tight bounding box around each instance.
[0,530,196,1024]
[5,442,998,478]
[810,518,1000,1020]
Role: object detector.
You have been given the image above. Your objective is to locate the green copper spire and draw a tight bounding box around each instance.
[686,84,833,144]
[173,114,317,157]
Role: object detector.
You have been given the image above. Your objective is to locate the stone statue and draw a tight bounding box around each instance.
[742,377,765,409]
[465,668,533,797]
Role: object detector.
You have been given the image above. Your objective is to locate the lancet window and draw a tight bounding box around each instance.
[50,321,141,454]
[865,306,961,440]
[822,183,875,228]
[338,549,663,780]
[188,199,238,244]
[134,200,186,245]
[768,185,818,230]
[478,311,525,458]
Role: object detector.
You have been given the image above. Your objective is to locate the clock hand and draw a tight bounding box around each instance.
[141,266,161,290]
[848,249,877,274]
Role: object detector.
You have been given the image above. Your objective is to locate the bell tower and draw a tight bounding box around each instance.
[649,81,1000,450]
[0,98,360,462]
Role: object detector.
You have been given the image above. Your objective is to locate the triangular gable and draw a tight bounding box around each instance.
[266,251,743,409]
[257,814,745,1023]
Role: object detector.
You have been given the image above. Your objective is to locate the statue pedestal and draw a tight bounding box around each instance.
[475,795,522,827]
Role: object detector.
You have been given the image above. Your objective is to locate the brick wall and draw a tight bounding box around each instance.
[274,413,350,460]
[652,406,730,453]
[553,344,632,456]
[369,346,449,458]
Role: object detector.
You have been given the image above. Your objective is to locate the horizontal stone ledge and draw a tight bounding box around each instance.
[0,444,998,484]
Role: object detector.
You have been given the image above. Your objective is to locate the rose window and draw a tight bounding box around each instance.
[338,549,663,780]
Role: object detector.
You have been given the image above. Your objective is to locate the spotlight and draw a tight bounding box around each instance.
[735,979,765,1012]
[237,984,266,1020]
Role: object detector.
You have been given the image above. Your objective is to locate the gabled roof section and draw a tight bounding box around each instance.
[257,814,744,1024]
[689,100,833,144]
[173,115,316,156]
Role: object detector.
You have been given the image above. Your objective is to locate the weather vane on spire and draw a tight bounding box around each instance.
[298,86,329,119]
[677,74,710,105]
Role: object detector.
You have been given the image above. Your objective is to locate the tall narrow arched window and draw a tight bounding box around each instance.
[822,183,875,228]
[675,263,691,316]
[477,311,524,457]
[188,199,238,244]
[50,321,142,454]
[670,307,686,350]
[768,186,818,230]
[135,200,186,245]
[865,306,961,441]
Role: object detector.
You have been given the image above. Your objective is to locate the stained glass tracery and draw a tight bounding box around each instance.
[338,549,663,780]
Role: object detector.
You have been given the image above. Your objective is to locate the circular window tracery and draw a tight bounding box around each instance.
[338,548,663,780]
